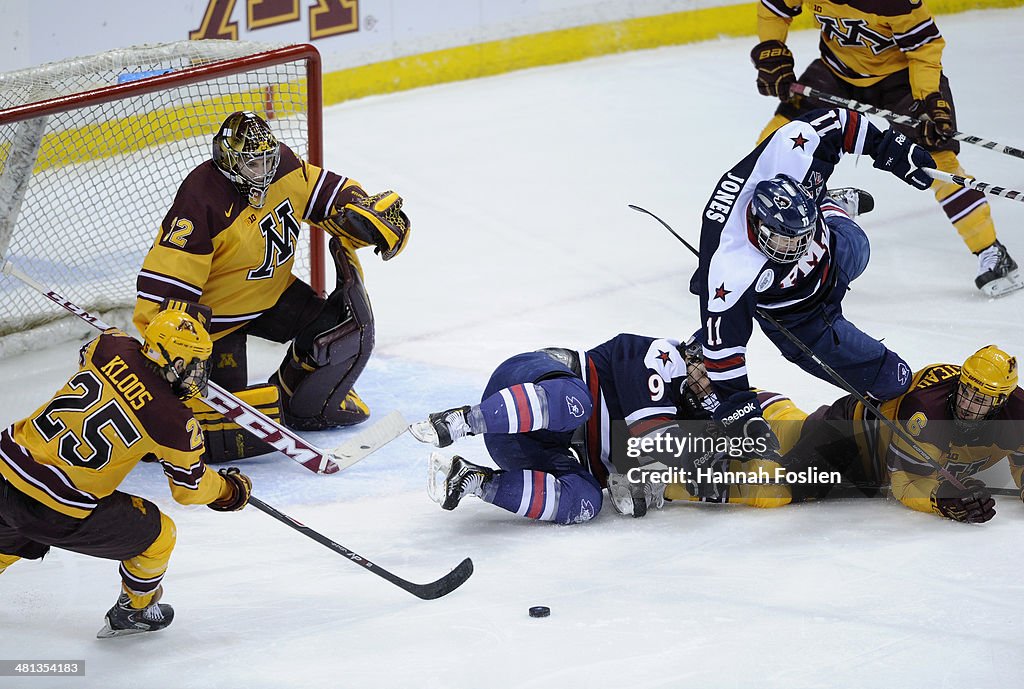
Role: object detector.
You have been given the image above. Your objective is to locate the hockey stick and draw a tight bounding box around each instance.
[628,205,969,489]
[331,410,409,470]
[0,260,341,474]
[248,496,473,599]
[790,83,1024,161]
[922,168,1024,204]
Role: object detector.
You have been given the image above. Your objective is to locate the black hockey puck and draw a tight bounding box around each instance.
[528,606,550,618]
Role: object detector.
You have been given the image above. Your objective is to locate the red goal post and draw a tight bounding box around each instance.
[0,40,326,356]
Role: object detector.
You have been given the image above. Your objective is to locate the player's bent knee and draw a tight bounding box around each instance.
[555,473,603,524]
[868,349,913,401]
[536,376,592,433]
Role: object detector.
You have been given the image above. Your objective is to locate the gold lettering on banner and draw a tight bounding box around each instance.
[310,0,358,39]
[190,0,239,40]
[191,0,358,41]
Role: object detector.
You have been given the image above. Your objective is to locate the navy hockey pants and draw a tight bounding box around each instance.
[479,351,603,524]
[757,217,911,401]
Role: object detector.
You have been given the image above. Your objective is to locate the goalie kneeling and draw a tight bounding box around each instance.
[133,111,410,462]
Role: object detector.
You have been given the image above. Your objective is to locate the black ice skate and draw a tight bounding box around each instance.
[427,453,494,510]
[606,473,665,518]
[410,406,473,448]
[826,188,874,218]
[975,240,1023,297]
[97,591,174,639]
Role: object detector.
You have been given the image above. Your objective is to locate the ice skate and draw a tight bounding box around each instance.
[826,188,874,218]
[975,240,1023,297]
[427,452,493,510]
[96,590,174,639]
[606,473,665,518]
[410,406,473,448]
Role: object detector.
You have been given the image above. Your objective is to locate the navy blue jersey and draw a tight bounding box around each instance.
[690,108,884,416]
[580,333,703,480]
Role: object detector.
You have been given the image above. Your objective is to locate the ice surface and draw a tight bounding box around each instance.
[1,8,1022,688]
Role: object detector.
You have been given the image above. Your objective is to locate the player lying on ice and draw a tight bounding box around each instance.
[408,333,803,523]
[658,345,1024,525]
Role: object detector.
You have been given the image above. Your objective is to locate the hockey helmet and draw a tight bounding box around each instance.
[212,111,281,209]
[142,310,214,400]
[677,334,719,417]
[748,174,818,263]
[952,345,1018,423]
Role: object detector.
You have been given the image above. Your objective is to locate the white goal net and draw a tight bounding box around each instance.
[0,40,323,357]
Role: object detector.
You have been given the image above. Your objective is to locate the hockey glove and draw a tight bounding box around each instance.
[916,92,955,148]
[337,191,411,261]
[750,40,796,100]
[871,128,936,190]
[717,399,782,460]
[208,467,252,512]
[931,478,995,524]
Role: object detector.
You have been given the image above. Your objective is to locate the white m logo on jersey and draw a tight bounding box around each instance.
[249,199,301,280]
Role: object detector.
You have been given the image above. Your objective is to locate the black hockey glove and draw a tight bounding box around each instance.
[208,467,252,512]
[871,128,936,190]
[750,40,796,100]
[931,478,995,524]
[916,92,954,148]
[717,399,782,460]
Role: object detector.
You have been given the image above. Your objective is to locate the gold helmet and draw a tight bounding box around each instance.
[142,310,213,400]
[212,111,280,208]
[953,345,1018,423]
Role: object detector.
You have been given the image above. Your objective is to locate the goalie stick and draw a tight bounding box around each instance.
[790,83,1024,161]
[628,204,970,490]
[248,496,473,600]
[1,260,340,474]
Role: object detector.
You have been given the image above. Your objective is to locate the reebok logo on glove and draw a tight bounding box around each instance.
[720,401,757,428]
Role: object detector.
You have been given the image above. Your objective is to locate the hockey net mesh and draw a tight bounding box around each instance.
[0,41,314,356]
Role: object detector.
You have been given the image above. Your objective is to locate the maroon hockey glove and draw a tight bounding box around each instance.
[208,467,252,512]
[751,40,795,100]
[871,128,936,190]
[917,92,954,147]
[931,478,995,524]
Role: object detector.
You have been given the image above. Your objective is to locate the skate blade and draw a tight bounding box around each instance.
[979,271,1024,298]
[427,452,453,506]
[97,624,155,639]
[409,420,439,445]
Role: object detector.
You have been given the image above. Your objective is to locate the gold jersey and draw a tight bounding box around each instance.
[134,144,370,340]
[759,0,945,98]
[0,331,229,518]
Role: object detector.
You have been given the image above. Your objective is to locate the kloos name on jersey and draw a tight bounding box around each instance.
[626,466,842,486]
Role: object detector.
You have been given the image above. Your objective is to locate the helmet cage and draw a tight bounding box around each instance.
[748,175,818,263]
[679,337,719,416]
[157,343,211,401]
[953,379,1007,423]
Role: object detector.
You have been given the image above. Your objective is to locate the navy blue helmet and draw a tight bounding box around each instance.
[748,174,818,263]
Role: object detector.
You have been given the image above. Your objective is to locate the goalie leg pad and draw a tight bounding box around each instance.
[191,384,282,463]
[272,238,374,430]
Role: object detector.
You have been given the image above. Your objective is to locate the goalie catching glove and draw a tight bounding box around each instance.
[326,190,411,260]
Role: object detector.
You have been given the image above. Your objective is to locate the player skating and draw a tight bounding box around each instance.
[750,0,1021,296]
[134,111,410,463]
[0,305,251,637]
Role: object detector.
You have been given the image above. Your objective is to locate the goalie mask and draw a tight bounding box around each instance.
[142,310,214,400]
[212,111,281,209]
[747,174,818,263]
[950,345,1018,434]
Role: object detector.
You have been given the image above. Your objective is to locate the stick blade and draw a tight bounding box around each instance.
[330,410,408,471]
[405,558,474,600]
